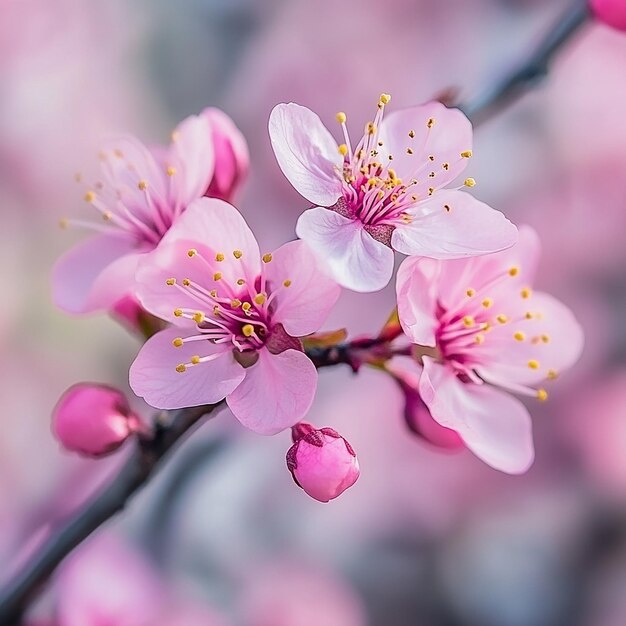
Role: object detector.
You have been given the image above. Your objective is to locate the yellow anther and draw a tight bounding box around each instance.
[463,316,475,327]
[84,191,96,203]
[182,278,191,286]
[408,130,416,138]
[215,252,225,262]
[508,266,519,277]
[461,150,473,158]
[191,355,200,365]
[521,287,532,299]
[102,211,112,222]
[541,334,550,343]
[175,364,187,373]
[242,324,255,337]
[254,293,267,305]
[536,388,548,402]
[513,331,525,341]
[482,298,493,308]
[547,369,559,380]
[209,290,217,297]
[213,272,222,281]
[366,122,377,135]
[137,180,148,191]
[174,308,183,317]
[242,302,251,312]
[464,177,476,187]
[475,334,485,344]
[528,359,540,370]
[283,279,292,288]
[428,187,435,196]
[166,166,176,176]
[525,311,534,320]
[172,337,183,347]
[262,253,273,263]
[233,249,243,259]
[338,144,348,156]
[336,112,347,124]
[213,305,220,316]
[426,117,435,128]
[496,314,508,324]
[367,177,378,187]
[388,168,398,180]
[236,278,245,285]
[165,278,176,286]
[466,288,476,297]
[187,248,197,257]
[231,299,241,308]
[193,311,205,323]
[406,147,414,155]
[59,218,69,229]
[379,93,391,104]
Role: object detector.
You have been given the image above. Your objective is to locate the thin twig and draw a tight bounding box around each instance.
[460,0,590,125]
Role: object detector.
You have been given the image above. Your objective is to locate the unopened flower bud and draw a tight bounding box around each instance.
[202,108,249,202]
[589,0,626,31]
[393,369,464,450]
[52,383,144,457]
[286,423,360,502]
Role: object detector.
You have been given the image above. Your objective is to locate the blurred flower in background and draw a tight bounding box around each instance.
[3,0,626,625]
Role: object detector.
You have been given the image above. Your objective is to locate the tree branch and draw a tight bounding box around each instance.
[459,0,590,126]
[0,404,221,625]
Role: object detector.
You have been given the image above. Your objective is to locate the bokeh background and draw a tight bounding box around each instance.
[2,0,626,624]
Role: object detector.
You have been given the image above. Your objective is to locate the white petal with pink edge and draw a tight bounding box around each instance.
[392,190,518,259]
[269,103,344,206]
[296,207,394,292]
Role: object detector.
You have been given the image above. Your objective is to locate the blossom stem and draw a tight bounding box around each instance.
[0,404,222,625]
[460,0,590,126]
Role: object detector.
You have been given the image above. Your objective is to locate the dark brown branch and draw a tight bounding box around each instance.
[0,404,220,625]
[460,0,590,126]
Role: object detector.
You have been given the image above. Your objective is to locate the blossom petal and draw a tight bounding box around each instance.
[226,348,317,435]
[396,256,440,347]
[52,235,142,314]
[392,190,518,259]
[435,224,541,310]
[167,111,215,205]
[264,240,341,337]
[129,327,244,410]
[476,291,584,387]
[419,357,535,474]
[296,207,394,292]
[378,102,472,189]
[269,103,344,206]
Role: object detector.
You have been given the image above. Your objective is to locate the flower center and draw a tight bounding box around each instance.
[61,148,182,247]
[168,250,294,373]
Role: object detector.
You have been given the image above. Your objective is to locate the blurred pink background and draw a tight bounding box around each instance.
[2,0,626,624]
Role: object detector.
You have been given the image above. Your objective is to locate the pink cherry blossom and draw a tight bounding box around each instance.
[395,226,583,473]
[52,108,248,314]
[129,198,340,434]
[52,383,145,457]
[590,0,626,31]
[286,422,360,502]
[269,96,517,292]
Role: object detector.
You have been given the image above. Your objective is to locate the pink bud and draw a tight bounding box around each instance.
[52,383,144,457]
[202,108,249,202]
[589,0,626,31]
[394,370,464,450]
[286,423,360,502]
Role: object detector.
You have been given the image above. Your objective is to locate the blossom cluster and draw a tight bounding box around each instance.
[52,96,583,501]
